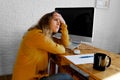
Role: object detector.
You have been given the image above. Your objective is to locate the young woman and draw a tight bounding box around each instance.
[12,11,73,80]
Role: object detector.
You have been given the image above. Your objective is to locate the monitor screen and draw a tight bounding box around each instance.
[55,7,94,43]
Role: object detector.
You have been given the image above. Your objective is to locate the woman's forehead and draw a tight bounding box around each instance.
[52,14,59,19]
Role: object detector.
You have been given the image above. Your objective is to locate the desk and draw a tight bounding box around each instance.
[49,43,120,80]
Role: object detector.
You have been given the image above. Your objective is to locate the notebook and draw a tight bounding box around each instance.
[64,53,94,65]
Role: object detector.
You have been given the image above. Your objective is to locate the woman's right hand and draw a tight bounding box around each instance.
[54,12,66,24]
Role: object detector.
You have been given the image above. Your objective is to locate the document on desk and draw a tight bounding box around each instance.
[64,54,94,65]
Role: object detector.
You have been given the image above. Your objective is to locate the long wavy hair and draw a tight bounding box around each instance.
[28,11,57,37]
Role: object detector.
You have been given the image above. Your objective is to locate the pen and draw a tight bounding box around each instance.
[80,56,93,58]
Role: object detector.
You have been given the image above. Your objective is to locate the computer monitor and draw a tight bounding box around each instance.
[55,7,94,43]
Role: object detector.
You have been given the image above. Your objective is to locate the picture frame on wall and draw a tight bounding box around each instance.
[95,0,110,8]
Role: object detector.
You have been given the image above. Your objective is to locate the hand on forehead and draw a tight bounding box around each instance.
[53,12,66,24]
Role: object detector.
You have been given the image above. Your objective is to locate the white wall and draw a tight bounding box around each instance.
[93,0,120,53]
[0,0,120,75]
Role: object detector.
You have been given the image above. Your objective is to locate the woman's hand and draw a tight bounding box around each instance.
[53,12,66,24]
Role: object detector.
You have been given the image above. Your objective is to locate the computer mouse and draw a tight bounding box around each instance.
[73,49,81,54]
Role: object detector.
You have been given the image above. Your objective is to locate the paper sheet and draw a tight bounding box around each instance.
[64,54,94,65]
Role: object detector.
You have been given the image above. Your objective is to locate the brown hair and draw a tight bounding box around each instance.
[28,11,57,36]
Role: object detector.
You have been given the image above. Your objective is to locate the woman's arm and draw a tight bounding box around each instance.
[23,29,66,54]
[60,23,70,47]
[52,24,70,47]
[53,12,70,47]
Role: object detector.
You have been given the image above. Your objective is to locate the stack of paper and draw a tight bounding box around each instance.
[64,54,94,65]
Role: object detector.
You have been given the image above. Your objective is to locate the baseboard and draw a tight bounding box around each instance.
[0,74,12,80]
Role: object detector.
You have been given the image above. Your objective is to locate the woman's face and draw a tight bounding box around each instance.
[49,12,61,33]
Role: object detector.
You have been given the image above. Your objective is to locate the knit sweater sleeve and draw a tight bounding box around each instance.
[53,24,70,47]
[60,24,70,47]
[24,29,66,54]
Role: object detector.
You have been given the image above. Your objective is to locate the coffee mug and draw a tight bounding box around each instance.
[93,53,111,71]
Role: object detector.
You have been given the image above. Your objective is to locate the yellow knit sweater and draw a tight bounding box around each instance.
[12,24,70,80]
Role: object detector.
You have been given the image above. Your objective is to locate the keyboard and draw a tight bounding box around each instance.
[67,42,80,50]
